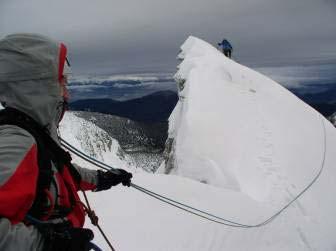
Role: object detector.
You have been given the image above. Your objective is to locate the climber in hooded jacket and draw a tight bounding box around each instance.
[0,33,133,251]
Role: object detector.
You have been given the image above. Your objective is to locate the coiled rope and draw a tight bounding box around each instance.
[60,114,327,228]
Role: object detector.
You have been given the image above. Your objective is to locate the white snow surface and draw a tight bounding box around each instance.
[148,36,336,250]
[167,36,336,200]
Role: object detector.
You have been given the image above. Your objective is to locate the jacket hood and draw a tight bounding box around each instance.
[0,33,68,141]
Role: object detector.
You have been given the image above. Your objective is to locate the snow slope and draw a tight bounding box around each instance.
[87,36,336,251]
[59,112,136,172]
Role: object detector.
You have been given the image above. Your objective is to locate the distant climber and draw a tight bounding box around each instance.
[218,39,233,58]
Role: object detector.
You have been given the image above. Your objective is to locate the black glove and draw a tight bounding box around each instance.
[96,169,133,191]
[39,222,94,251]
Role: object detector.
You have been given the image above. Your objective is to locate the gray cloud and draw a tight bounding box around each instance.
[1,0,335,74]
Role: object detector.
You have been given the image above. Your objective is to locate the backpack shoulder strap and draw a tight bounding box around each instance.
[0,107,81,218]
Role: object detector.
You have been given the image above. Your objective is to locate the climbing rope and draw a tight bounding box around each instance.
[81,191,116,251]
[60,114,327,228]
[61,139,117,173]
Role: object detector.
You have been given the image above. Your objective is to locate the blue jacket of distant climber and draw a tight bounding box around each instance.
[218,39,233,51]
[218,39,233,58]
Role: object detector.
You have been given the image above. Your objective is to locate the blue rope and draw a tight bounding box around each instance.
[59,114,327,228]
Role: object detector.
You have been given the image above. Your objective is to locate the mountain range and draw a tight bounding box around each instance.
[70,90,178,122]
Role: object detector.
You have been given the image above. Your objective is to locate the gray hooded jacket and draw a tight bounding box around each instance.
[0,34,98,251]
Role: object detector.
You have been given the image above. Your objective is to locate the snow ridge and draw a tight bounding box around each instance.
[154,36,336,250]
[164,36,335,201]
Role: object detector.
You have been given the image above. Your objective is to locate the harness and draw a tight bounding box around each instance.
[0,107,81,220]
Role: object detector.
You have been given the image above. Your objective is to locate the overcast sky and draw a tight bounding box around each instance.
[1,0,336,74]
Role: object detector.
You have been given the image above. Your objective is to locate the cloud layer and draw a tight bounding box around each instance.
[1,0,335,74]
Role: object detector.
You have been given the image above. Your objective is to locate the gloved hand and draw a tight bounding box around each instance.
[96,169,133,191]
[39,222,94,251]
